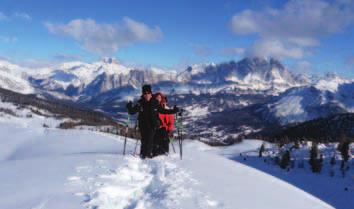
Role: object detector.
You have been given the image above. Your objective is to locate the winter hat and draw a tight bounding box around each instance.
[142,84,152,94]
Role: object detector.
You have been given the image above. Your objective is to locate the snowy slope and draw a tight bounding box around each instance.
[0,60,34,94]
[314,74,349,93]
[261,81,354,125]
[0,104,341,209]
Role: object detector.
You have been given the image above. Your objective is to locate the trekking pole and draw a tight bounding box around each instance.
[175,109,184,160]
[175,113,180,156]
[123,113,130,156]
[134,139,139,155]
[179,109,184,160]
[169,137,176,153]
[133,118,139,156]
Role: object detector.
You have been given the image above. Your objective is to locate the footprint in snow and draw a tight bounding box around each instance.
[73,156,224,209]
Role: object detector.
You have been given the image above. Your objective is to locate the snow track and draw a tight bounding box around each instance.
[82,156,220,209]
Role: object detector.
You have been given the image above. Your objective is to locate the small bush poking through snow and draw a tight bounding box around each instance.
[280,150,291,169]
[309,143,323,173]
[259,142,265,158]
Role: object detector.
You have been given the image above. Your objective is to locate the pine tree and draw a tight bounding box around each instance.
[340,139,350,163]
[320,154,324,164]
[338,136,351,173]
[280,150,291,169]
[274,156,280,165]
[259,143,265,158]
[298,159,304,169]
[330,154,336,166]
[309,142,322,173]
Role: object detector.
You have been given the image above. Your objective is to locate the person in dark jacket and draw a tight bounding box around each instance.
[126,84,178,159]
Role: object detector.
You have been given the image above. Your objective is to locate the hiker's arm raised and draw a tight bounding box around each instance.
[157,105,179,114]
[126,101,140,114]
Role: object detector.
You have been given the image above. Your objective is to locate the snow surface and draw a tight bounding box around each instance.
[0,105,345,209]
[185,105,209,119]
[273,95,308,124]
[266,81,354,125]
[213,141,354,209]
[314,74,349,93]
[0,60,34,94]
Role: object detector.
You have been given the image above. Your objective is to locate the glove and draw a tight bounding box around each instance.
[173,105,179,113]
[126,101,133,109]
[168,131,173,138]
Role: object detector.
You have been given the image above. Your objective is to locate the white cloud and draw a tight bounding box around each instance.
[192,45,213,57]
[13,12,32,20]
[0,11,31,21]
[53,53,81,61]
[230,10,260,35]
[15,58,55,68]
[0,54,81,69]
[292,60,313,73]
[45,18,162,55]
[122,17,162,42]
[287,37,320,47]
[247,39,304,59]
[221,47,245,56]
[231,0,354,40]
[230,0,354,59]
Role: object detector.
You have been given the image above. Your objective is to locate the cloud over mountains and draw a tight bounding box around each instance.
[45,17,163,55]
[230,0,354,59]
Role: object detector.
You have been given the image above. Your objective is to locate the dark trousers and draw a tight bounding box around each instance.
[153,128,169,156]
[139,128,155,158]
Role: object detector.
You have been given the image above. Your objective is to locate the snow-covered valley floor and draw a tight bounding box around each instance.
[0,112,351,209]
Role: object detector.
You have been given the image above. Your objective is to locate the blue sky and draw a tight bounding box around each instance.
[0,0,353,77]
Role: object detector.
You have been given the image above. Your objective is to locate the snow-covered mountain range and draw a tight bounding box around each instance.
[260,80,354,125]
[178,58,309,92]
[195,78,354,141]
[3,57,310,99]
[27,57,176,101]
[1,57,353,141]
[2,57,349,100]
